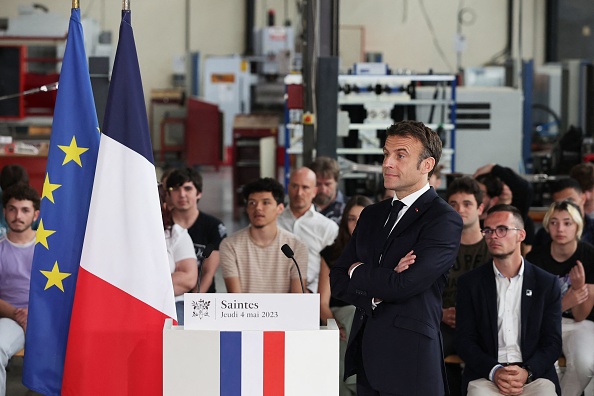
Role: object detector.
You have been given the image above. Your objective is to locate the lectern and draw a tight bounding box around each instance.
[163,293,339,396]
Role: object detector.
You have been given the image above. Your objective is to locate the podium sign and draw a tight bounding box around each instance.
[163,319,339,396]
[184,293,320,331]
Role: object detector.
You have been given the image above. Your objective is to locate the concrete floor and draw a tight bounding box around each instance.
[6,166,241,394]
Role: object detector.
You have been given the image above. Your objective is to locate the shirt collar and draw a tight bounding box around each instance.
[285,204,316,219]
[392,183,430,208]
[492,257,525,279]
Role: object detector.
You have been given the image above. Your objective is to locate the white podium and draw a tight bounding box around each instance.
[163,294,339,396]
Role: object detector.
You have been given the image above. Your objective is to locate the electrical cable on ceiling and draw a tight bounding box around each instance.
[455,0,477,71]
[418,0,454,73]
[311,0,318,127]
[402,0,408,24]
[81,0,94,17]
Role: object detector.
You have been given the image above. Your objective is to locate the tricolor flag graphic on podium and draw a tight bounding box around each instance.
[61,8,176,395]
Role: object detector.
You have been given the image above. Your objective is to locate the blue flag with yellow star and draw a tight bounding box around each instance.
[22,8,100,396]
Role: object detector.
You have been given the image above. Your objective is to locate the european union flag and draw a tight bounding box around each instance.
[22,8,100,396]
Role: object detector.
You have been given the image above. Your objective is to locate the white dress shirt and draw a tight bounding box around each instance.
[277,205,338,293]
[488,259,525,381]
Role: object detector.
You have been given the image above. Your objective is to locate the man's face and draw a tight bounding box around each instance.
[246,191,283,228]
[314,176,337,207]
[382,135,434,197]
[552,188,586,217]
[4,198,38,233]
[448,192,483,229]
[169,181,201,211]
[288,170,317,212]
[483,211,525,259]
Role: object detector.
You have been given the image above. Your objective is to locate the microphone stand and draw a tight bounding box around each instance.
[281,244,305,293]
[290,256,306,294]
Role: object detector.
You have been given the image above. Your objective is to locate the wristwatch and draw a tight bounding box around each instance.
[524,365,534,384]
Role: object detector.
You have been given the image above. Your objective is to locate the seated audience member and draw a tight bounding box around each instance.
[0,184,39,396]
[278,167,338,293]
[442,176,491,395]
[430,164,445,189]
[159,167,175,209]
[166,167,227,293]
[0,165,30,239]
[375,183,393,202]
[474,173,503,219]
[308,156,347,224]
[474,163,535,253]
[570,163,594,217]
[526,200,594,396]
[534,178,594,247]
[456,205,562,396]
[159,184,197,325]
[319,195,373,396]
[220,178,308,293]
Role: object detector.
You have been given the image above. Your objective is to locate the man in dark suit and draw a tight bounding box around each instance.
[456,205,561,396]
[330,121,463,395]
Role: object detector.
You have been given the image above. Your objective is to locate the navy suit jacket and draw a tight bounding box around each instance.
[455,260,562,396]
[330,187,462,395]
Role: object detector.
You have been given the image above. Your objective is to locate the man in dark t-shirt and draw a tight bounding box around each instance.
[166,168,227,293]
[444,176,491,395]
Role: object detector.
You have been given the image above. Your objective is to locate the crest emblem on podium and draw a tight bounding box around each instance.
[191,299,211,319]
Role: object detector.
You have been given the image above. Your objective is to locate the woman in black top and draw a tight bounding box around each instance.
[526,200,594,396]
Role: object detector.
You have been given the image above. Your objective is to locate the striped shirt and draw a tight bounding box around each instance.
[220,227,308,293]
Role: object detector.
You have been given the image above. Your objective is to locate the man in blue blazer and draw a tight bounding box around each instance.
[330,121,463,395]
[456,205,561,395]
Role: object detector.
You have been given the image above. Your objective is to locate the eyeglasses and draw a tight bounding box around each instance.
[481,226,521,238]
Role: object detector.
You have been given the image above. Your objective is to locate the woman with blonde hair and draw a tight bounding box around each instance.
[526,200,594,396]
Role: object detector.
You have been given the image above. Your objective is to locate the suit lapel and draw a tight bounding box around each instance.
[386,188,436,241]
[378,189,436,267]
[520,262,535,351]
[482,264,499,353]
[372,200,393,266]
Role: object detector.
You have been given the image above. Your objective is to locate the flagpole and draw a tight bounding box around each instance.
[123,0,130,10]
[73,0,79,9]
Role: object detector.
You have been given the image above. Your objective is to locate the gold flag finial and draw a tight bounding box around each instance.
[73,0,79,9]
[122,0,130,10]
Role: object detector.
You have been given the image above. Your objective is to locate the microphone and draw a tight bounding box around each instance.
[197,244,215,293]
[281,244,306,293]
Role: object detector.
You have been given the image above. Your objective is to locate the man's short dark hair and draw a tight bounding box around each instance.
[386,121,442,177]
[551,177,583,195]
[2,184,40,211]
[446,176,483,205]
[242,178,285,205]
[308,156,340,181]
[476,173,503,198]
[570,163,594,192]
[0,165,29,191]
[166,167,203,193]
[486,204,524,228]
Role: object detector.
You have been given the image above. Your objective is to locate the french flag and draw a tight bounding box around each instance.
[61,9,176,395]
[164,325,339,395]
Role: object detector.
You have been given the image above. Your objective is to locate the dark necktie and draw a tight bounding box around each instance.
[381,200,405,241]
